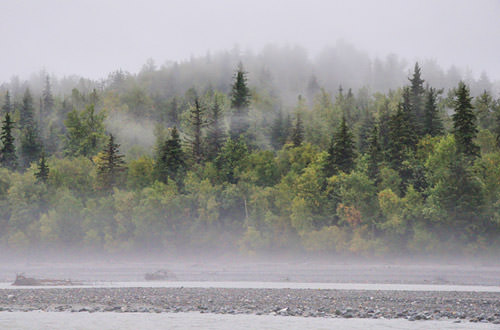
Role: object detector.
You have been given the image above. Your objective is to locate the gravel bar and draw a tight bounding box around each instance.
[1,287,500,324]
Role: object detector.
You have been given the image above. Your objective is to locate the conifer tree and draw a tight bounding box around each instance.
[409,62,425,133]
[206,95,226,160]
[366,125,382,182]
[474,90,494,130]
[325,116,355,177]
[96,134,126,191]
[155,127,186,188]
[452,82,479,157]
[42,76,54,118]
[2,91,12,116]
[0,112,17,170]
[291,111,304,147]
[229,63,251,140]
[189,97,205,163]
[357,112,375,153]
[20,88,35,130]
[387,99,417,170]
[423,87,444,136]
[270,108,285,150]
[35,152,49,183]
[20,124,43,169]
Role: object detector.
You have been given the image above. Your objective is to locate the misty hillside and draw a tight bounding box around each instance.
[0,45,500,257]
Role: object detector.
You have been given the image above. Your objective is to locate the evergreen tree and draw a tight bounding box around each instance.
[35,152,49,183]
[96,134,126,191]
[20,124,43,169]
[357,112,375,153]
[291,111,304,147]
[63,104,106,158]
[229,63,251,140]
[409,62,425,133]
[2,91,12,116]
[452,82,479,157]
[206,95,226,160]
[387,98,418,170]
[20,88,35,130]
[42,76,54,118]
[270,108,286,150]
[474,90,494,130]
[423,87,444,136]
[189,97,205,164]
[325,116,355,177]
[155,127,186,188]
[366,125,382,182]
[215,137,248,184]
[0,112,17,170]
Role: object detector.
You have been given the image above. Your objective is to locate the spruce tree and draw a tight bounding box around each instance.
[206,95,226,160]
[291,111,304,147]
[20,124,43,169]
[270,108,285,150]
[20,88,35,130]
[387,99,417,170]
[2,91,12,116]
[229,63,251,140]
[42,76,54,118]
[474,90,494,130]
[96,134,126,191]
[409,62,425,133]
[423,87,444,136]
[189,97,205,164]
[155,127,186,188]
[325,116,355,177]
[452,82,479,158]
[357,112,375,153]
[0,112,17,170]
[35,152,49,183]
[367,125,382,182]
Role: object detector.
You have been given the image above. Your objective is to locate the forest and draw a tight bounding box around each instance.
[1,45,500,256]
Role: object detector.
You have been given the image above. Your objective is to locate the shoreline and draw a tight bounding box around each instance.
[1,287,500,324]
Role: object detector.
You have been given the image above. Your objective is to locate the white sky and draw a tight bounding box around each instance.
[0,0,499,81]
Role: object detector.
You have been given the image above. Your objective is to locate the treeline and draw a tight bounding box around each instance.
[1,61,500,256]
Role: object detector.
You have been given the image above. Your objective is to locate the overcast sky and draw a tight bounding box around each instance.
[0,0,499,82]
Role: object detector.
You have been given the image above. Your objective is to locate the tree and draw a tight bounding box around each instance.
[387,91,418,170]
[452,82,479,158]
[474,90,494,130]
[229,63,251,140]
[0,112,17,170]
[366,125,382,182]
[206,94,226,160]
[291,111,304,147]
[423,87,444,136]
[188,97,205,164]
[215,137,248,184]
[35,152,49,183]
[19,89,35,130]
[20,123,43,168]
[96,134,126,191]
[325,116,355,177]
[42,76,54,118]
[270,108,290,150]
[64,104,106,158]
[2,91,12,116]
[155,127,186,188]
[409,62,425,133]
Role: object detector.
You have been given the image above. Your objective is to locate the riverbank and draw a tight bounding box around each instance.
[1,287,499,324]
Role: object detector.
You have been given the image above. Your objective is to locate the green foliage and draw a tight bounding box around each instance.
[215,137,248,184]
[155,126,186,188]
[35,152,49,183]
[452,82,479,157]
[95,134,126,192]
[229,63,251,140]
[325,116,355,177]
[64,104,107,158]
[0,112,17,170]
